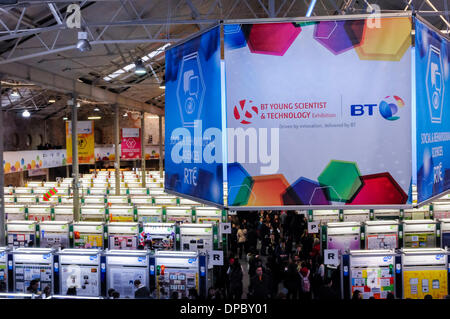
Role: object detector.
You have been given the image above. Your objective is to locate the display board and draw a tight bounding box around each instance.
[7,234,35,248]
[403,269,447,299]
[351,267,394,299]
[61,265,99,296]
[225,17,413,207]
[108,235,138,250]
[14,264,52,293]
[0,251,7,292]
[442,232,450,247]
[165,25,224,205]
[158,270,197,299]
[74,233,103,249]
[40,233,70,249]
[415,18,450,203]
[108,266,146,298]
[327,234,360,252]
[66,121,95,164]
[404,233,436,248]
[367,234,398,250]
[3,149,66,174]
[142,224,175,250]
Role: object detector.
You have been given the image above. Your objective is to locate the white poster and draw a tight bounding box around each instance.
[108,266,147,298]
[61,265,99,296]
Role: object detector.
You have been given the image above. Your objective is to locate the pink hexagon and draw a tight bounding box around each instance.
[247,23,301,56]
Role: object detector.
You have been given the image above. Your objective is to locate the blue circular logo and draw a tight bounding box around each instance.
[379,95,405,121]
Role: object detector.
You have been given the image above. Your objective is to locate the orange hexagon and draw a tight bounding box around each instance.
[355,17,411,61]
[246,174,290,206]
[4,162,11,173]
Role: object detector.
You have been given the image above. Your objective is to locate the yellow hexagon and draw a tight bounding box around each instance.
[355,17,411,61]
[15,161,20,169]
[31,160,36,169]
[4,162,11,173]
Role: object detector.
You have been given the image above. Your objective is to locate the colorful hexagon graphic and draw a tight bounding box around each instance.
[227,163,254,206]
[247,23,301,56]
[318,160,362,202]
[355,17,411,61]
[282,177,330,205]
[246,174,290,206]
[346,172,408,205]
[313,20,364,55]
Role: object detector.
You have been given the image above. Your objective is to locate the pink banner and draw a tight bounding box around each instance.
[121,128,141,160]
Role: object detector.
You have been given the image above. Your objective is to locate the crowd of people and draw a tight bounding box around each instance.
[209,210,341,300]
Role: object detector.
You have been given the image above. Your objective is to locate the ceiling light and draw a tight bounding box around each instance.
[49,98,56,103]
[88,116,101,120]
[159,84,165,89]
[123,112,128,117]
[147,115,159,119]
[134,59,147,75]
[22,110,30,118]
[93,107,100,112]
[63,117,68,121]
[76,32,91,52]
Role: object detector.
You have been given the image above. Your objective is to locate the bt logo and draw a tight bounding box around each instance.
[350,95,405,121]
[234,99,259,125]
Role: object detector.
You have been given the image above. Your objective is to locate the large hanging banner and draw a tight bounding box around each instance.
[165,26,224,205]
[66,121,95,164]
[225,17,413,207]
[121,128,141,160]
[3,150,66,174]
[415,19,450,204]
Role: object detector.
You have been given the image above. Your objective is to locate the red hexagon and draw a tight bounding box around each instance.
[247,23,302,56]
[346,172,408,205]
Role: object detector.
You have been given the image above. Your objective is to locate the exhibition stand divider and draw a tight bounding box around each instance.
[53,206,74,222]
[81,195,106,204]
[72,222,105,249]
[320,222,362,255]
[142,223,176,250]
[106,222,141,250]
[136,206,163,223]
[434,204,450,219]
[26,205,53,222]
[165,206,194,223]
[4,205,25,221]
[343,210,371,223]
[438,219,450,248]
[365,220,400,250]
[39,221,70,249]
[80,205,107,222]
[402,220,439,249]
[106,206,136,223]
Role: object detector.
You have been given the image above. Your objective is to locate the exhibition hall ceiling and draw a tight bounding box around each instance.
[0,0,448,118]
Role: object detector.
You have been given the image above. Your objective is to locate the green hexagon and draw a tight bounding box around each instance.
[318,160,362,202]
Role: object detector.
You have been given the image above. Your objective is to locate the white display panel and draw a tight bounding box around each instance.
[157,270,197,299]
[107,266,147,298]
[7,233,35,248]
[61,265,99,296]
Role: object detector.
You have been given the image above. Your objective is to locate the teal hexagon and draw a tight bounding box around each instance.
[317,160,363,202]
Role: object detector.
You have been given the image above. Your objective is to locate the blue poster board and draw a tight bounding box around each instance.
[164,26,224,205]
[415,18,450,203]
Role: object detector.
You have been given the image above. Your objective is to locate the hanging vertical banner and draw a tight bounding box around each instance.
[415,18,450,204]
[66,121,95,164]
[224,16,413,208]
[121,128,141,160]
[165,26,224,205]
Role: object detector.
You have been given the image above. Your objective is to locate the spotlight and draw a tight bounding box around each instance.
[63,117,68,121]
[88,116,101,120]
[77,32,91,52]
[22,109,31,118]
[134,59,147,75]
[49,98,56,103]
[93,107,100,112]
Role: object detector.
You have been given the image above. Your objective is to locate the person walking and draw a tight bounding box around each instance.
[237,225,247,259]
[248,266,272,299]
[227,258,243,300]
[283,262,301,300]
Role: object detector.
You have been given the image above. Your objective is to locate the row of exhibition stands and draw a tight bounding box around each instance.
[0,248,208,299]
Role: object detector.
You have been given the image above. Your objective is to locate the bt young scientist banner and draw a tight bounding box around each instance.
[165,26,224,205]
[225,17,413,207]
[415,19,450,203]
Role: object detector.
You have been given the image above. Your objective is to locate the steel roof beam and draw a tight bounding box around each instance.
[0,62,164,115]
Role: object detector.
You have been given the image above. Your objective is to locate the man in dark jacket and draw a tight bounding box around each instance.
[248,266,272,299]
[228,258,243,300]
[134,279,150,299]
[317,278,339,300]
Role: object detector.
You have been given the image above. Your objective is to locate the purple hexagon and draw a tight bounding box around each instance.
[282,177,330,205]
[247,23,302,56]
[314,20,364,55]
